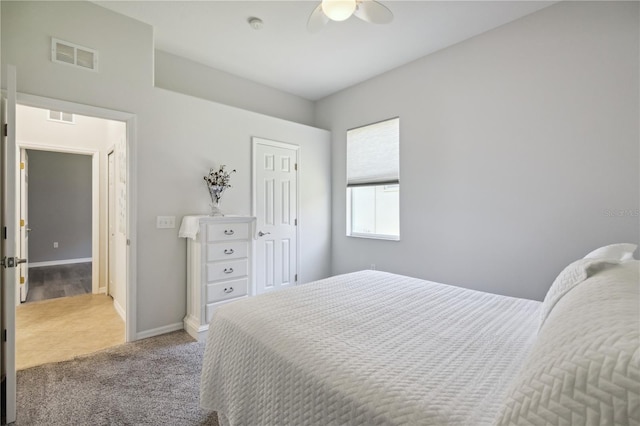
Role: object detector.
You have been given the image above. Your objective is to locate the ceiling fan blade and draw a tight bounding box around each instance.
[307,3,329,33]
[353,0,393,24]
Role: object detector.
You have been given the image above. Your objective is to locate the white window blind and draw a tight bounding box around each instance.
[347,117,399,187]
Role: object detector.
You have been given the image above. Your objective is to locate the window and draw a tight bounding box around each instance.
[346,117,399,240]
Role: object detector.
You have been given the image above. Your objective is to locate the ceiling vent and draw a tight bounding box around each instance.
[48,110,75,124]
[51,38,98,72]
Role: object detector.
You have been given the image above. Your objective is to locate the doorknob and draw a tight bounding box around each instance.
[258,231,271,237]
[1,257,27,268]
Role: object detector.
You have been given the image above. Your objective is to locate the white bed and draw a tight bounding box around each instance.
[200,247,639,425]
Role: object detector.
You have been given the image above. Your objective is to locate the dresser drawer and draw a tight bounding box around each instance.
[206,222,249,241]
[206,278,248,304]
[206,259,248,281]
[206,241,248,262]
[205,296,247,323]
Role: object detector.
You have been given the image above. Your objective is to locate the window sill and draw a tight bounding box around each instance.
[347,233,400,241]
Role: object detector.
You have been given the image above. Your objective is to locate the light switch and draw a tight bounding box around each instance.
[156,216,176,229]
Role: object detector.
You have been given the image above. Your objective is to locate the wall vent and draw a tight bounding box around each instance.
[51,38,98,72]
[48,110,75,124]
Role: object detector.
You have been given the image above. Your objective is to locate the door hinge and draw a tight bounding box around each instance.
[294,163,298,171]
[20,276,25,284]
[3,329,6,342]
[295,274,298,282]
[4,124,7,137]
[20,162,25,170]
[294,219,297,226]
[3,226,6,239]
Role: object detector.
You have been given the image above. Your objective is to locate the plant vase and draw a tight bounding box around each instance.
[208,185,225,216]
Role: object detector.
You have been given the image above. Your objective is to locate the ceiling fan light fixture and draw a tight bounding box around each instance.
[321,0,357,22]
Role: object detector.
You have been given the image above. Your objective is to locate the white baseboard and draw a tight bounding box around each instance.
[29,258,92,268]
[135,322,184,341]
[113,299,126,322]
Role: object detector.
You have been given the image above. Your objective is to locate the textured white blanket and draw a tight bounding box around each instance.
[200,270,540,425]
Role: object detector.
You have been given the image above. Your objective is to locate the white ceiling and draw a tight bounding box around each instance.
[95,1,554,101]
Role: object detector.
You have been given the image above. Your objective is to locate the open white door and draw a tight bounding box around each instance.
[1,65,19,424]
[252,138,298,295]
[19,149,29,303]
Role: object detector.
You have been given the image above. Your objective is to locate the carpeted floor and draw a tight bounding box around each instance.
[26,263,92,303]
[16,330,219,425]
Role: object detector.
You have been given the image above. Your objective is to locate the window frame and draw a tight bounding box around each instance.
[345,117,400,241]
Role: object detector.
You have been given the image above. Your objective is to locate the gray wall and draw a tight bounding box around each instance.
[316,1,640,301]
[155,50,316,127]
[2,1,332,336]
[27,150,92,263]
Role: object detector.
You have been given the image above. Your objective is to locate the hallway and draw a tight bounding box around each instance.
[17,293,124,370]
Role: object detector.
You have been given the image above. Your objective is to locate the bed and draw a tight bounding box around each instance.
[200,244,639,425]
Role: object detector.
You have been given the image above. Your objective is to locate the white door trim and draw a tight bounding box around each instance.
[16,92,138,343]
[17,142,100,296]
[251,137,300,294]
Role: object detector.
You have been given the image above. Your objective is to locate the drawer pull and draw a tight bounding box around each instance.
[223,287,234,294]
[223,268,234,274]
[224,248,235,255]
[224,229,234,236]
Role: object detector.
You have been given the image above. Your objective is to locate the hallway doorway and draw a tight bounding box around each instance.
[15,103,128,369]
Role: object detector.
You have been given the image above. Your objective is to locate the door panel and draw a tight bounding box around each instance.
[1,64,18,424]
[253,139,298,295]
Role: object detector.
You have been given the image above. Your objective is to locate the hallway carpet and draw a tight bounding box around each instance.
[16,294,124,370]
[26,262,92,303]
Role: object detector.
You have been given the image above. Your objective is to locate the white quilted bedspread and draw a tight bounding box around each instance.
[200,270,541,425]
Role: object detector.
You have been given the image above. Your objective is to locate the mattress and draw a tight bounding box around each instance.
[200,270,541,425]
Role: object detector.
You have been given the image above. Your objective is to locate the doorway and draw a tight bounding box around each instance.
[14,104,128,369]
[20,149,92,304]
[3,82,138,424]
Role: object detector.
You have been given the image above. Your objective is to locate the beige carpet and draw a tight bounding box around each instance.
[16,293,125,370]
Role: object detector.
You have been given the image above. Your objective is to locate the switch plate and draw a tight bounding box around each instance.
[156,216,176,229]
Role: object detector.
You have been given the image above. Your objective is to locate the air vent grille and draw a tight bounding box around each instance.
[49,110,75,124]
[51,38,98,72]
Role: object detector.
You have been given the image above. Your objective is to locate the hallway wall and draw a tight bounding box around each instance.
[27,150,91,263]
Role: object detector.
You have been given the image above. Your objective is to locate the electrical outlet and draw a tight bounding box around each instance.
[53,242,59,248]
[156,216,176,229]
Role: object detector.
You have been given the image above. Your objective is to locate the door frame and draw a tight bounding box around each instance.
[107,148,115,299]
[17,143,100,296]
[16,92,137,343]
[251,137,300,294]
[18,148,29,304]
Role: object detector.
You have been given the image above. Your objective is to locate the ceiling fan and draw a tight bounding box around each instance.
[307,0,393,33]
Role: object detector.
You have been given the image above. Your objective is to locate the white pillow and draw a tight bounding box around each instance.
[539,257,618,329]
[584,243,637,261]
[497,260,639,426]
